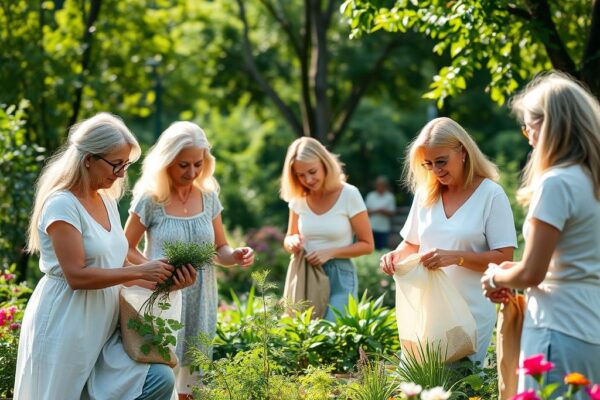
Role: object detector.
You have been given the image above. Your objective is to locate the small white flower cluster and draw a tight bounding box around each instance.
[398,382,451,400]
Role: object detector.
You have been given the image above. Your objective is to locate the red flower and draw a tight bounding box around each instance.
[512,390,540,400]
[518,354,555,377]
[587,384,600,400]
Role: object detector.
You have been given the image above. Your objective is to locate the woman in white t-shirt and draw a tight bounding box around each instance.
[380,117,517,366]
[482,72,600,397]
[280,137,374,321]
[14,113,195,400]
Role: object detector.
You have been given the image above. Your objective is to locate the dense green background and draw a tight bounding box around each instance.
[2,0,597,284]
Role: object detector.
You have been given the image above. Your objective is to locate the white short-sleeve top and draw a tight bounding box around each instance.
[400,178,517,343]
[289,182,367,253]
[523,165,600,344]
[38,190,128,275]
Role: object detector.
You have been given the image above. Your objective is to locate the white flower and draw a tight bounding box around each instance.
[400,382,423,397]
[420,387,451,400]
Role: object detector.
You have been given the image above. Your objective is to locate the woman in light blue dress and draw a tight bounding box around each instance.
[125,121,254,399]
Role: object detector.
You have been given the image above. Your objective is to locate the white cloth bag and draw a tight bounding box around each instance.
[393,253,478,362]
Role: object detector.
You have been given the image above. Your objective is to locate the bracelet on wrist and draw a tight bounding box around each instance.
[488,271,497,289]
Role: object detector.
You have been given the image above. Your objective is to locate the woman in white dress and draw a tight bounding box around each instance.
[124,121,254,399]
[482,72,600,398]
[14,113,195,400]
[281,137,374,321]
[380,117,517,366]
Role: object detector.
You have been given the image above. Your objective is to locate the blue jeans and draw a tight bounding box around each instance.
[135,363,175,400]
[322,259,358,321]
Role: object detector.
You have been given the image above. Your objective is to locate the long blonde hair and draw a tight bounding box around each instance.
[404,117,499,207]
[280,137,346,202]
[511,71,600,205]
[27,113,141,252]
[132,121,218,204]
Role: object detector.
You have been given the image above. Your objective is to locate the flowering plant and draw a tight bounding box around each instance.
[387,383,451,400]
[0,264,31,397]
[512,354,598,400]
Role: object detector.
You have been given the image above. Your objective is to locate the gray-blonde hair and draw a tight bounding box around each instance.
[27,113,141,252]
[404,117,499,207]
[280,137,346,201]
[511,71,600,205]
[132,121,218,204]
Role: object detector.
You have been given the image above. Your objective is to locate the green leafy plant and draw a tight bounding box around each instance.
[396,340,453,391]
[127,241,215,361]
[190,270,340,400]
[347,349,398,400]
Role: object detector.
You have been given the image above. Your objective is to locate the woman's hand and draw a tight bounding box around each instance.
[420,248,458,270]
[233,247,255,268]
[481,261,515,303]
[140,259,174,284]
[306,249,335,267]
[284,234,304,254]
[171,264,197,291]
[380,249,404,276]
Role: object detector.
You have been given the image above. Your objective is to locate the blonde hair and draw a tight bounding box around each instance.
[27,113,141,252]
[405,117,500,207]
[132,121,218,204]
[280,137,346,201]
[511,71,600,205]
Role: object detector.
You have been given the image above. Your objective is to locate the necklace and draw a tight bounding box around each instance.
[175,187,193,213]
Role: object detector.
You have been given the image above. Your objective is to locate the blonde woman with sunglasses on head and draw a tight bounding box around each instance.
[380,117,517,366]
[14,113,196,400]
[482,72,600,398]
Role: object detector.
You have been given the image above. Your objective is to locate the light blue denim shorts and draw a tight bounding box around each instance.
[322,259,358,321]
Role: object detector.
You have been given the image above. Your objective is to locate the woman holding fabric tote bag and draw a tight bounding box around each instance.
[482,72,600,399]
[280,137,374,321]
[380,117,517,367]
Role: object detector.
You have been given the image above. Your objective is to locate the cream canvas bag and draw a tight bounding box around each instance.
[394,253,478,362]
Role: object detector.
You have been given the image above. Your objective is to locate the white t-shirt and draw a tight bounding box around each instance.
[289,183,367,253]
[365,190,396,232]
[523,165,600,344]
[400,179,517,363]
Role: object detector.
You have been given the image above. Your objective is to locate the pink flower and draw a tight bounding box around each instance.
[587,384,600,400]
[9,323,20,330]
[518,354,555,377]
[512,390,541,400]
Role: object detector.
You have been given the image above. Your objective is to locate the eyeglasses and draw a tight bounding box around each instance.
[421,159,448,171]
[93,155,132,175]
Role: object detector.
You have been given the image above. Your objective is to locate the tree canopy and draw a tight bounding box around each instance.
[342,0,600,106]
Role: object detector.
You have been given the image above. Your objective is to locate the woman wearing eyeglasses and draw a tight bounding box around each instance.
[124,121,254,399]
[380,117,517,366]
[482,72,600,397]
[14,113,197,400]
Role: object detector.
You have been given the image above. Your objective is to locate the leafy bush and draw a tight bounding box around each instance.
[0,101,45,271]
[191,271,342,400]
[214,284,400,373]
[354,250,395,308]
[217,225,290,299]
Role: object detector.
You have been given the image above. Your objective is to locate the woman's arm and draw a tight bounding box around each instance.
[305,210,375,266]
[212,214,254,267]
[124,212,150,265]
[485,218,559,290]
[48,221,173,290]
[420,247,514,272]
[283,211,303,254]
